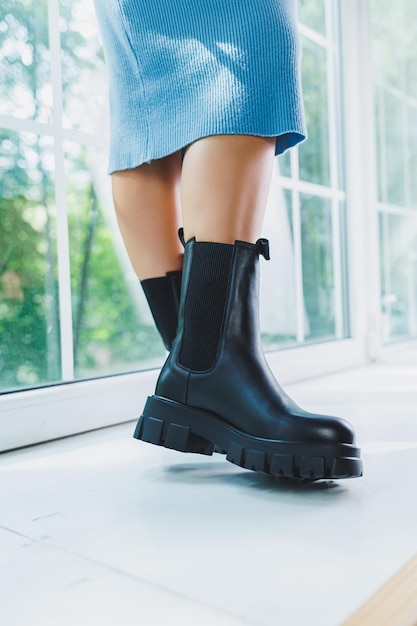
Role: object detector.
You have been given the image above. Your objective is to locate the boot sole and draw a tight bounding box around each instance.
[133,395,363,480]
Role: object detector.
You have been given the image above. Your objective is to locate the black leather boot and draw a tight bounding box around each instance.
[134,235,362,480]
[141,270,182,351]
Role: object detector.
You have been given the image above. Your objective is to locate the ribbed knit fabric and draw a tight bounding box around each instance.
[179,242,234,371]
[141,270,182,350]
[93,0,306,173]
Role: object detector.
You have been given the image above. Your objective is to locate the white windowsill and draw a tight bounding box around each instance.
[0,338,368,453]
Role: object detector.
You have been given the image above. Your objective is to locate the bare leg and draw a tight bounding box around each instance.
[112,151,184,280]
[181,135,276,243]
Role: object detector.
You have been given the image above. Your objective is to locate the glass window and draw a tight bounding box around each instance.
[262,0,349,349]
[260,189,298,351]
[370,0,417,342]
[408,106,417,209]
[298,37,331,187]
[0,130,61,390]
[1,0,350,393]
[65,142,164,379]
[59,0,108,135]
[380,213,417,341]
[0,0,165,393]
[298,0,326,36]
[375,87,405,207]
[279,150,291,179]
[0,0,52,123]
[300,194,335,341]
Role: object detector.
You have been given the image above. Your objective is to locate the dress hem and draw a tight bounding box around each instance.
[107,128,306,174]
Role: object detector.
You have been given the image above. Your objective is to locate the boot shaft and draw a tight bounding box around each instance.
[141,270,182,351]
[177,235,269,371]
[144,233,359,470]
[157,235,270,403]
[178,240,235,371]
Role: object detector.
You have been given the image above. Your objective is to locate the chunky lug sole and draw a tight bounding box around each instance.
[134,396,363,480]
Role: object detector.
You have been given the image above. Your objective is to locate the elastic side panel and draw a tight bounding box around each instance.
[141,275,178,350]
[178,242,234,371]
[166,270,182,310]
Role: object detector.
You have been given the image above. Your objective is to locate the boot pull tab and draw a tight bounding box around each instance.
[256,238,270,260]
[178,227,186,247]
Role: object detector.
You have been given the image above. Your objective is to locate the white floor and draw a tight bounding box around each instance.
[1,349,417,626]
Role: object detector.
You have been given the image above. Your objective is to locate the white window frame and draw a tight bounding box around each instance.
[1,0,415,452]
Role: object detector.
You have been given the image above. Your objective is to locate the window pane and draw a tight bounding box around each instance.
[0,0,52,123]
[60,0,109,135]
[298,38,330,186]
[371,0,417,343]
[65,142,165,379]
[0,0,350,399]
[298,0,326,35]
[300,194,335,341]
[380,213,417,342]
[374,86,385,203]
[383,90,405,206]
[0,130,61,391]
[261,187,297,350]
[408,104,417,209]
[338,201,350,339]
[404,0,417,99]
[279,150,291,178]
[370,1,403,91]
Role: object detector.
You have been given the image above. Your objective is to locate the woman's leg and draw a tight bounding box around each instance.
[111,151,184,350]
[111,135,275,275]
[134,134,362,480]
[111,150,184,280]
[181,135,276,243]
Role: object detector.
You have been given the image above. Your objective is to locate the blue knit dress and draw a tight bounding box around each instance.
[93,0,306,173]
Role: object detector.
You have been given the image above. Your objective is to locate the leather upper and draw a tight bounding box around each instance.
[156,238,355,446]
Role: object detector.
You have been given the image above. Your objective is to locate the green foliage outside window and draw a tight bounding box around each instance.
[0,1,163,391]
